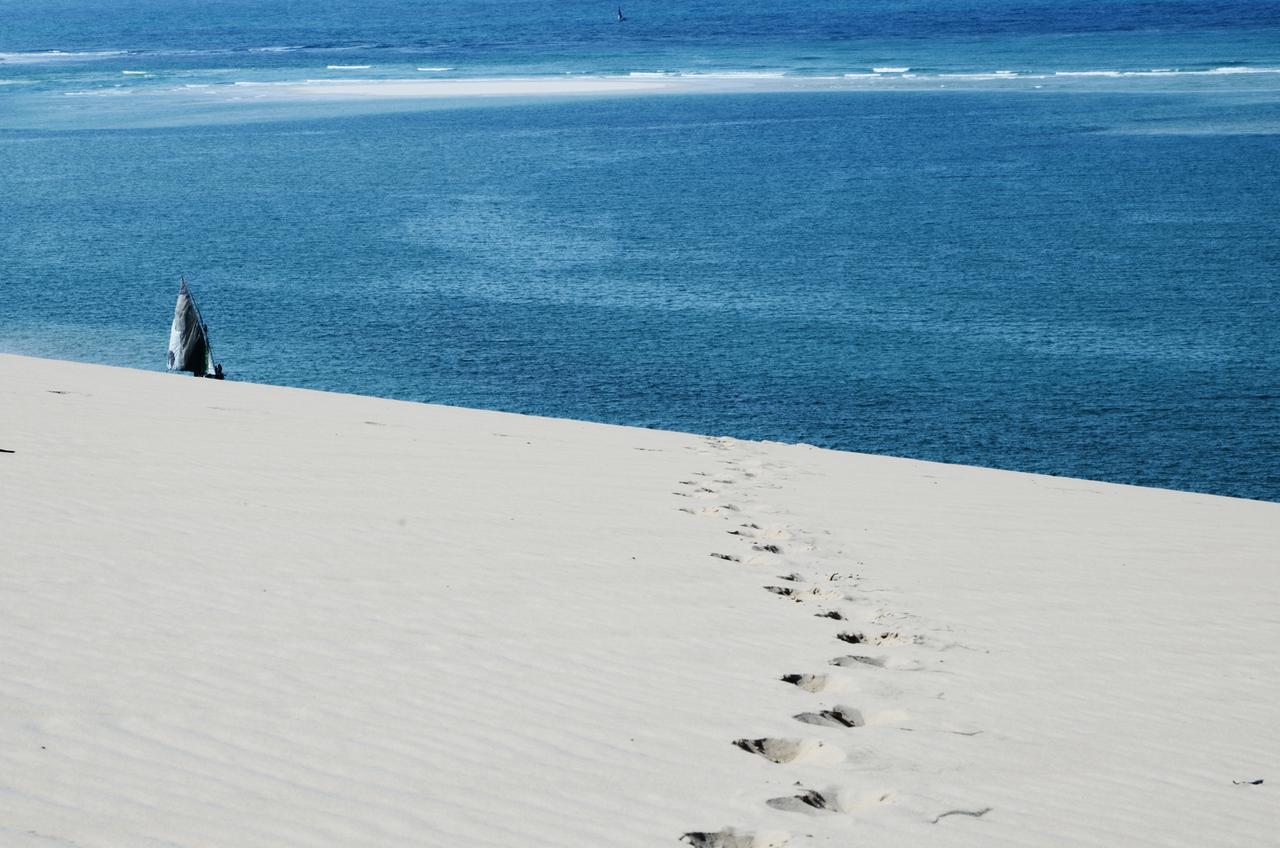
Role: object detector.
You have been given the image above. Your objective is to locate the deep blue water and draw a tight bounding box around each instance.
[2,2,1279,500]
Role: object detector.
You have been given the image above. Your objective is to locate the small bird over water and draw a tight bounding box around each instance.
[617,7,626,22]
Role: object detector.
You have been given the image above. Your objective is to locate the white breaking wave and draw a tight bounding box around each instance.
[1056,66,1280,78]
[872,67,910,73]
[1204,65,1280,74]
[0,49,128,64]
[677,71,786,79]
[121,70,149,75]
[936,72,1024,80]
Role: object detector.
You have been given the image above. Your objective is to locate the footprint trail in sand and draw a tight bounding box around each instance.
[675,436,992,843]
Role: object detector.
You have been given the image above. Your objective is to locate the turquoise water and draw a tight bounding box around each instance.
[2,1,1279,500]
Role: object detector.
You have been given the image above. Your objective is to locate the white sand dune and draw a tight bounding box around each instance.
[1,353,1275,847]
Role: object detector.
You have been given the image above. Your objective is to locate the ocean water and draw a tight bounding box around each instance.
[2,1,1279,501]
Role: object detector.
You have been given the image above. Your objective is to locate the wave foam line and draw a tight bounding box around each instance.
[1056,66,1280,77]
[936,71,1022,80]
[0,49,129,64]
[679,71,786,79]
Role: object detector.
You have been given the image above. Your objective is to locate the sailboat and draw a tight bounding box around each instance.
[167,277,221,378]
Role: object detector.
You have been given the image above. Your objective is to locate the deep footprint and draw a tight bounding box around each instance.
[766,789,832,814]
[769,788,896,816]
[732,737,839,764]
[793,706,865,728]
[780,673,829,692]
[830,654,887,668]
[830,654,922,670]
[837,631,918,646]
[681,828,789,847]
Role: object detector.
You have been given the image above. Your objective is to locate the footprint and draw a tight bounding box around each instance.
[793,706,865,728]
[800,586,845,602]
[752,544,782,555]
[831,654,886,668]
[768,787,896,817]
[732,737,843,765]
[830,654,922,671]
[679,505,738,516]
[780,673,829,693]
[766,789,832,815]
[765,585,845,603]
[878,632,923,645]
[836,631,920,646]
[815,610,845,620]
[711,553,741,562]
[681,828,789,847]
[726,523,792,541]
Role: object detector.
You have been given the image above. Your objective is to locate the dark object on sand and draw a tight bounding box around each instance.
[932,807,993,823]
[1233,778,1264,785]
[167,277,221,378]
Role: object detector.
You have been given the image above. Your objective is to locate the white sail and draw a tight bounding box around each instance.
[166,278,213,376]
